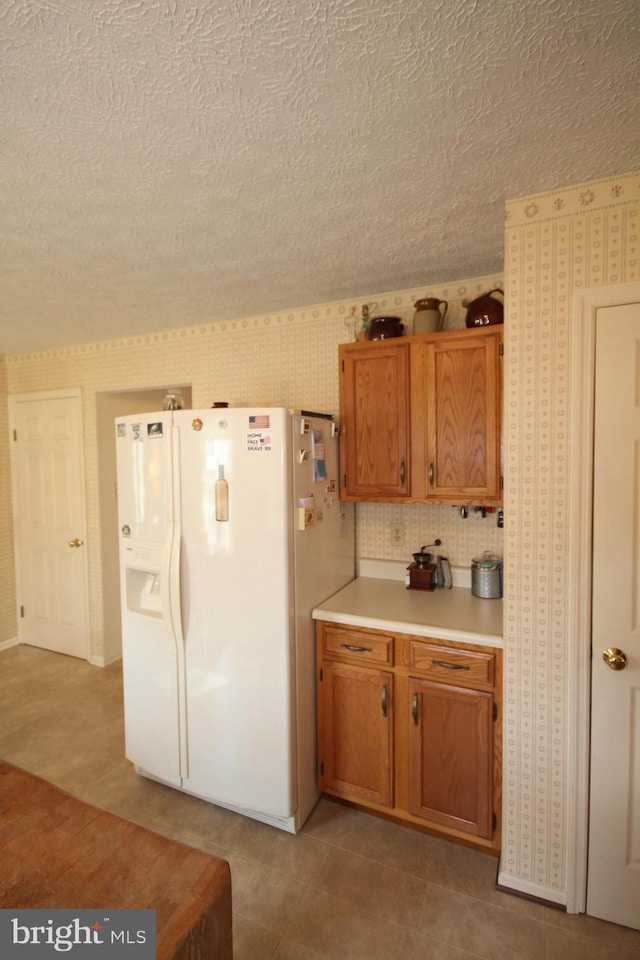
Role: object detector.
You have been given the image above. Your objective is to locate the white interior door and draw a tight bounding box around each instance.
[588,301,640,929]
[10,390,89,659]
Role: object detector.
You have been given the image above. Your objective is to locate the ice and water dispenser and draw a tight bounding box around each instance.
[122,540,164,618]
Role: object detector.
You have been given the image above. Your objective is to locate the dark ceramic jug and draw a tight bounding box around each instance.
[464,289,504,328]
[367,316,404,340]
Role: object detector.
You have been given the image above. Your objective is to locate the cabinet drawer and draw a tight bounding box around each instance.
[322,625,394,666]
[409,642,495,687]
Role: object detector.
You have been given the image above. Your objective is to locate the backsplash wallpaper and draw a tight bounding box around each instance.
[356,501,503,567]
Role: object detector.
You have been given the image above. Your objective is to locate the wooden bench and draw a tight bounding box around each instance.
[0,761,232,960]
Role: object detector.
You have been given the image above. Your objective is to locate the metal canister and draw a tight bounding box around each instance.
[471,551,503,599]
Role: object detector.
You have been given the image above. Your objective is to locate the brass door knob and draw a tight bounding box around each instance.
[602,647,627,671]
[68,538,84,548]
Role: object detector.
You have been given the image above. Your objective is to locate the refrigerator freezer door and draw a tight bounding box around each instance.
[115,413,174,543]
[116,413,183,786]
[122,645,182,782]
[118,538,183,787]
[174,408,296,818]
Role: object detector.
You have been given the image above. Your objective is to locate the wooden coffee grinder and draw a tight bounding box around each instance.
[406,540,441,591]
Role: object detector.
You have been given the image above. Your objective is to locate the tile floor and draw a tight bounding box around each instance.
[1,643,639,960]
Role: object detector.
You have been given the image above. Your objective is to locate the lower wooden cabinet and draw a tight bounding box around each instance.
[316,620,502,852]
[408,678,494,839]
[318,660,393,808]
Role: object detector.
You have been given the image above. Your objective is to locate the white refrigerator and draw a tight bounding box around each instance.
[115,407,354,833]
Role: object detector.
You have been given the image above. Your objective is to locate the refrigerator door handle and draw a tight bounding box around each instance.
[168,520,189,780]
[159,536,176,647]
[169,424,189,781]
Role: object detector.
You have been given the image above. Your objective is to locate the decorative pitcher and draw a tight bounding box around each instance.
[413,297,448,334]
[464,289,504,328]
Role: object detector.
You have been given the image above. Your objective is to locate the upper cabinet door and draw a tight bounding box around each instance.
[421,329,502,503]
[339,340,410,500]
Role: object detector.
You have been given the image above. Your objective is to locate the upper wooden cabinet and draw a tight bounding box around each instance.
[339,339,411,499]
[418,328,503,502]
[339,327,502,505]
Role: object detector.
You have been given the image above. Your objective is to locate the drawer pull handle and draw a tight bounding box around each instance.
[412,692,419,725]
[381,683,388,718]
[431,659,470,671]
[340,642,373,653]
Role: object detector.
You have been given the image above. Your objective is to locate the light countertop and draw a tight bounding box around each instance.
[313,567,503,648]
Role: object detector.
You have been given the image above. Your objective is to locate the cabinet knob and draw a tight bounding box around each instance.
[428,461,434,487]
[400,458,406,486]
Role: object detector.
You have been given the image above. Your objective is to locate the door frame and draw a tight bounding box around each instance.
[9,387,90,661]
[567,280,640,913]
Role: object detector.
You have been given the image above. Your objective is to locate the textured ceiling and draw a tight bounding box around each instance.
[1,0,638,354]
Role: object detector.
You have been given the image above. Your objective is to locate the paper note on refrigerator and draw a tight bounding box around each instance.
[311,429,327,481]
[298,496,317,531]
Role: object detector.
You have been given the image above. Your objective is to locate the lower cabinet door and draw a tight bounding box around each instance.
[318,660,393,808]
[408,678,494,838]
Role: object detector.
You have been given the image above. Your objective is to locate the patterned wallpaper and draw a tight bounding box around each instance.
[501,170,640,902]
[0,356,16,645]
[3,274,503,655]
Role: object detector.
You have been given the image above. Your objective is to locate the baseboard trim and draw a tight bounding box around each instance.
[0,637,20,652]
[497,870,567,908]
[88,653,122,667]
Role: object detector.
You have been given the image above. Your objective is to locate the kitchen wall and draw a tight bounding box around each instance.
[501,169,640,904]
[2,274,503,656]
[4,167,637,909]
